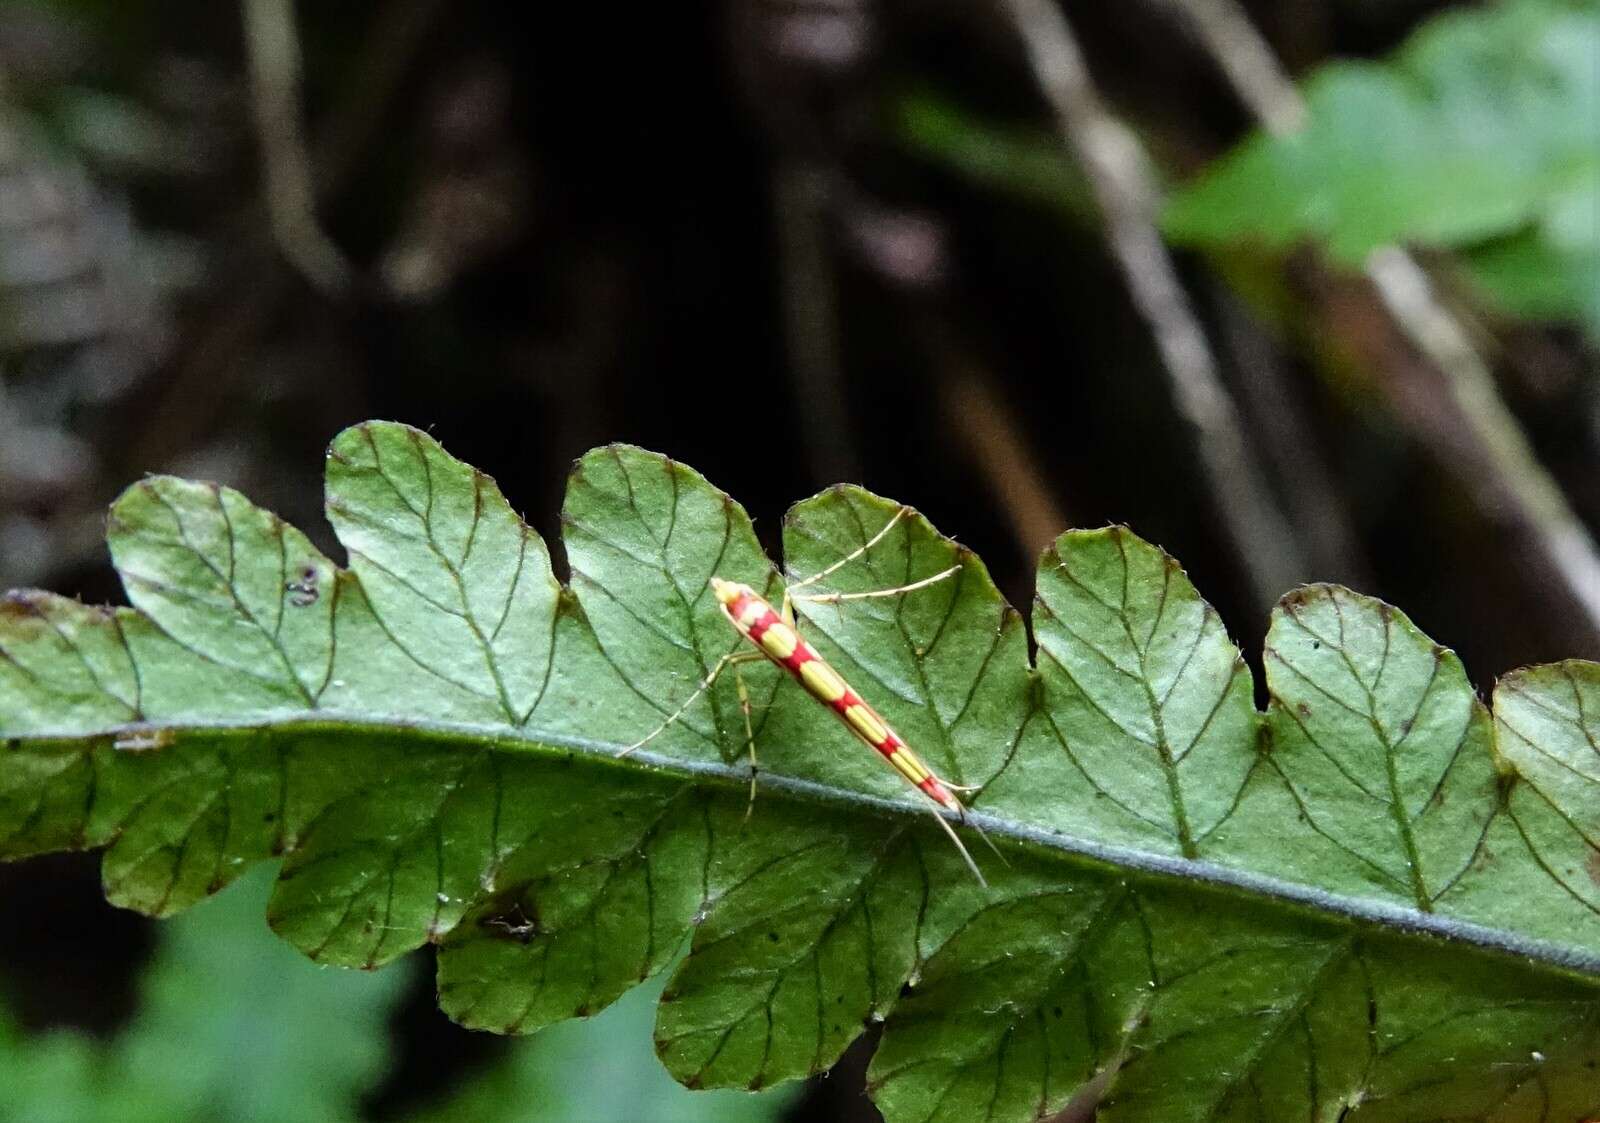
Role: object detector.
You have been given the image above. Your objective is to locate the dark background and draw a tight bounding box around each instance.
[1,0,1595,1119]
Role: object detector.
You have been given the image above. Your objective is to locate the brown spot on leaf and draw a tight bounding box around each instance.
[0,591,45,623]
[286,566,320,607]
[480,899,540,944]
[1297,702,1311,718]
[1587,846,1600,889]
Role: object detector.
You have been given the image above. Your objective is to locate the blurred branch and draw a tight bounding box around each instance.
[132,0,449,471]
[312,0,452,198]
[1211,284,1371,589]
[1157,0,1305,133]
[774,163,861,486]
[997,0,1305,611]
[241,0,352,294]
[939,365,1066,565]
[1165,0,1600,642]
[1366,249,1600,630]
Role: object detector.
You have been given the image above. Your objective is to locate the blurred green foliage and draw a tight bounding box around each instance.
[896,1,1598,338]
[404,974,797,1123]
[896,93,1093,222]
[0,865,407,1123]
[0,866,796,1123]
[1164,0,1600,334]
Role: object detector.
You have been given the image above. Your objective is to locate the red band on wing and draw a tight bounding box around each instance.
[739,597,781,641]
[782,643,815,675]
[831,686,862,719]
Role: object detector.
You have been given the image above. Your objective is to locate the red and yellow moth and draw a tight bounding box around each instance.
[625,507,992,885]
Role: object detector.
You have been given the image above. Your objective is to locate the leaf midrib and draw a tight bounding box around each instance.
[25,711,1600,983]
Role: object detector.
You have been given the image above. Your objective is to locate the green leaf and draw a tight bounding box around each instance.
[1163,0,1600,335]
[1463,220,1600,333]
[1490,661,1600,922]
[2,420,1598,1122]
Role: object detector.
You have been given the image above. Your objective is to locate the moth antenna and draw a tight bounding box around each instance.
[926,804,987,888]
[964,812,1010,868]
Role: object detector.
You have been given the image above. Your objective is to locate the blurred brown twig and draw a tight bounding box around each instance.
[775,163,861,486]
[241,0,352,293]
[939,363,1066,566]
